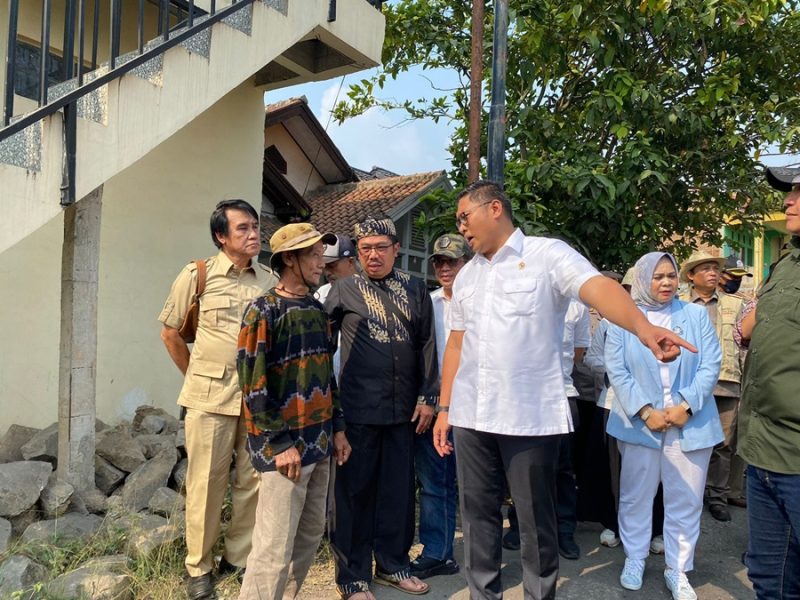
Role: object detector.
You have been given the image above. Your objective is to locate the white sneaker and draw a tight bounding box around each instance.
[650,535,665,554]
[620,558,645,590]
[600,528,621,548]
[664,568,697,600]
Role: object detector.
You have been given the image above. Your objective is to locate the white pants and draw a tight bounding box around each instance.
[239,459,331,600]
[618,429,712,572]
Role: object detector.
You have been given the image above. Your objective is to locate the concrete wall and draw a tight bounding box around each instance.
[0,82,265,432]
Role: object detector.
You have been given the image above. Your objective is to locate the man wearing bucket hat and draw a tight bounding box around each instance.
[410,234,471,580]
[679,251,744,523]
[325,215,439,599]
[236,222,351,599]
[159,200,277,600]
[736,165,800,600]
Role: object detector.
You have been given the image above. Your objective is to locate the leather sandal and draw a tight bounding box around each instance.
[374,569,430,595]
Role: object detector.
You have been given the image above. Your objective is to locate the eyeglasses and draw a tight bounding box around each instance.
[455,201,493,228]
[358,243,394,256]
[432,256,461,268]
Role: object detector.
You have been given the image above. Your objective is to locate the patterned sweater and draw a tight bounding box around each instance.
[237,290,344,472]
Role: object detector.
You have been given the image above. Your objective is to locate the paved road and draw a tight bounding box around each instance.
[301,504,752,599]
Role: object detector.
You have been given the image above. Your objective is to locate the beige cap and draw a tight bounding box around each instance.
[269,223,336,270]
[679,251,726,283]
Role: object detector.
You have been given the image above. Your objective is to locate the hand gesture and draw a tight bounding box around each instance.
[664,406,690,428]
[643,409,670,433]
[333,431,352,466]
[432,412,453,457]
[638,325,697,362]
[275,446,302,481]
[412,403,435,434]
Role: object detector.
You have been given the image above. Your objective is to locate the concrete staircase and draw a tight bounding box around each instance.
[0,0,383,254]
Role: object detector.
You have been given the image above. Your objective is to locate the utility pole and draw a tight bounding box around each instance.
[486,0,508,186]
[468,0,484,183]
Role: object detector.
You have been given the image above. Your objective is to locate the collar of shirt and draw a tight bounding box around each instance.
[473,228,525,264]
[216,251,256,276]
[689,287,718,305]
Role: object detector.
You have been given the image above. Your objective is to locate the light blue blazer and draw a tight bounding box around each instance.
[605,299,724,452]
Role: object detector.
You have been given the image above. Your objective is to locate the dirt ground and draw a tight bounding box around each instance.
[295,504,752,599]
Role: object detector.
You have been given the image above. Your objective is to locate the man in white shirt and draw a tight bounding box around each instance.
[315,234,356,378]
[503,299,591,559]
[432,181,695,600]
[410,233,470,580]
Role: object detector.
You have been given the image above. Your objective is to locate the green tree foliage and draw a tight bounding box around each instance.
[335,0,800,270]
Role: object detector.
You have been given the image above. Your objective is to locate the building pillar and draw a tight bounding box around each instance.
[57,186,102,492]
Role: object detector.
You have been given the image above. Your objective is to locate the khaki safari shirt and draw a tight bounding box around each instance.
[159,252,277,415]
[680,288,744,397]
[738,237,800,475]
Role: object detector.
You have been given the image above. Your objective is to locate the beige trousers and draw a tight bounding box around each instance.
[706,396,746,505]
[239,459,331,600]
[184,408,259,576]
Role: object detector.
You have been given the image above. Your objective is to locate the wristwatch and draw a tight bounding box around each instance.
[680,400,693,416]
[639,405,654,422]
[435,405,450,414]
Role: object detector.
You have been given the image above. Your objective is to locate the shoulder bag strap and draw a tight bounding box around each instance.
[194,259,207,298]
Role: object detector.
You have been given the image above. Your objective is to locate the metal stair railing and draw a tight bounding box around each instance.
[1,0,382,205]
[2,0,259,205]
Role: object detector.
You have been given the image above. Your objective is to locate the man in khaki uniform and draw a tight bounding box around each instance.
[159,199,277,600]
[679,250,744,523]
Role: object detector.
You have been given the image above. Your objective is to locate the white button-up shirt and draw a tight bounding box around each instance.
[562,300,591,398]
[430,287,451,373]
[448,229,599,436]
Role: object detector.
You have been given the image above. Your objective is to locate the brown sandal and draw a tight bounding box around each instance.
[374,569,430,595]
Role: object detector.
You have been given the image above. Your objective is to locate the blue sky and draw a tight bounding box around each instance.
[264,65,460,176]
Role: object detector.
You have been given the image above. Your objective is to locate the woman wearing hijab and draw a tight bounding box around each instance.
[605,252,722,600]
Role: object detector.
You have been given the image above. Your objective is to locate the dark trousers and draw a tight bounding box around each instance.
[330,422,415,585]
[556,399,580,537]
[746,465,800,599]
[454,426,560,600]
[575,403,618,533]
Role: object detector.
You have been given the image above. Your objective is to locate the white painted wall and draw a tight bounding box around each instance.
[0,82,264,432]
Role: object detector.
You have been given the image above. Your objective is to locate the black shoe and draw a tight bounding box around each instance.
[218,557,246,584]
[558,535,580,560]
[709,504,732,522]
[186,573,216,600]
[409,556,460,579]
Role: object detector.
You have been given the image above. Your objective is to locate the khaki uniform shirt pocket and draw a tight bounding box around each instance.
[199,296,232,329]
[183,358,227,402]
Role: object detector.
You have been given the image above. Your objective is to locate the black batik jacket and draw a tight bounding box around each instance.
[324,269,439,425]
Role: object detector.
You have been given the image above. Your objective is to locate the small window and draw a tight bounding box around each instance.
[409,206,427,251]
[265,145,288,175]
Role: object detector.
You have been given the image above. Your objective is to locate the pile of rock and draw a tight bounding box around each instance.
[0,406,189,600]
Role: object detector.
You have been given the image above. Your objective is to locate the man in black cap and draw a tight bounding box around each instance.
[719,255,753,297]
[736,164,800,600]
[325,216,439,599]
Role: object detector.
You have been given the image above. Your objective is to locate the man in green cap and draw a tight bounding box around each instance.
[410,233,471,580]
